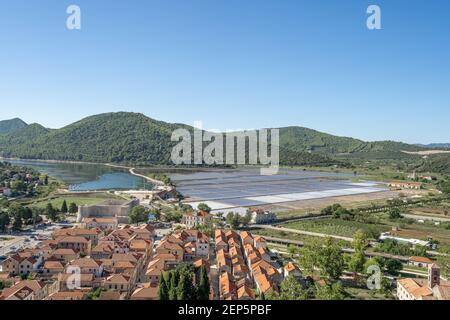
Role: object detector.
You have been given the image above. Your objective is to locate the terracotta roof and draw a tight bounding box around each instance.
[83,217,117,224]
[56,236,89,244]
[105,274,131,284]
[99,291,121,300]
[284,262,299,273]
[237,285,255,299]
[46,291,86,300]
[69,257,101,268]
[254,272,273,294]
[131,285,158,300]
[130,239,151,251]
[0,280,45,299]
[58,273,94,283]
[409,256,433,264]
[398,278,433,299]
[52,248,77,255]
[54,228,99,237]
[43,260,65,269]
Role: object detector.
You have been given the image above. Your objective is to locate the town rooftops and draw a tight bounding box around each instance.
[83,217,118,224]
[56,236,89,244]
[131,284,159,300]
[105,274,131,284]
[398,278,433,299]
[52,248,77,255]
[0,280,46,300]
[53,228,99,237]
[46,291,87,300]
[237,284,255,300]
[69,257,101,268]
[43,260,65,269]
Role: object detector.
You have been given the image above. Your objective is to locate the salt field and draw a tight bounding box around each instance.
[171,168,387,212]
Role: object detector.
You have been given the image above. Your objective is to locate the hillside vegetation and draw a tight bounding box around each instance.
[417,154,450,175]
[0,112,427,166]
[0,118,28,134]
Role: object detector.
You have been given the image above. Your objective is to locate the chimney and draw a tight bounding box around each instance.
[428,264,440,289]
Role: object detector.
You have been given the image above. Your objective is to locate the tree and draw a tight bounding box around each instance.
[169,270,180,300]
[348,251,366,279]
[226,212,234,226]
[317,238,345,280]
[437,246,450,279]
[12,215,22,230]
[225,212,242,229]
[388,207,402,220]
[8,203,27,218]
[348,230,368,278]
[177,272,195,300]
[315,281,346,300]
[240,211,252,226]
[86,288,103,300]
[31,207,43,227]
[129,205,148,225]
[384,259,403,276]
[61,200,68,213]
[277,276,308,300]
[197,266,210,300]
[197,203,211,213]
[46,203,58,222]
[298,239,322,277]
[158,274,169,300]
[68,202,78,214]
[0,212,10,232]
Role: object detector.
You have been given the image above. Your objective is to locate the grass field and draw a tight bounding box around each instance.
[250,228,352,247]
[24,193,124,209]
[346,287,394,300]
[282,218,390,239]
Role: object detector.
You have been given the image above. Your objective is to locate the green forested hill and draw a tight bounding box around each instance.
[278,126,422,159]
[417,154,450,175]
[0,118,28,134]
[0,113,185,163]
[0,112,425,165]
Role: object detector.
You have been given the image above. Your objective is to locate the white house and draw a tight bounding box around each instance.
[250,209,276,224]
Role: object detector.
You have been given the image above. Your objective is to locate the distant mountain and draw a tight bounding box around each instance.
[0,112,427,166]
[417,143,450,149]
[0,118,28,134]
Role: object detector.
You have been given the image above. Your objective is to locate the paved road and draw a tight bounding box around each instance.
[253,224,354,242]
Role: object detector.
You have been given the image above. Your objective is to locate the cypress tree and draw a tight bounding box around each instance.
[198,266,210,300]
[177,272,194,300]
[169,270,179,300]
[158,275,169,300]
[61,200,68,213]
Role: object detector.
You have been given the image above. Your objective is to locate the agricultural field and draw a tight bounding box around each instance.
[21,192,125,210]
[282,218,390,239]
[250,227,352,247]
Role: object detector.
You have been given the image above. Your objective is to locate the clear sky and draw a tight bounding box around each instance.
[0,0,449,144]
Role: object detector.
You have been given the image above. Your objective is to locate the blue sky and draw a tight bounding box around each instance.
[0,0,449,143]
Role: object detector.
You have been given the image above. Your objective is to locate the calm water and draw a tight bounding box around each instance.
[5,159,153,191]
